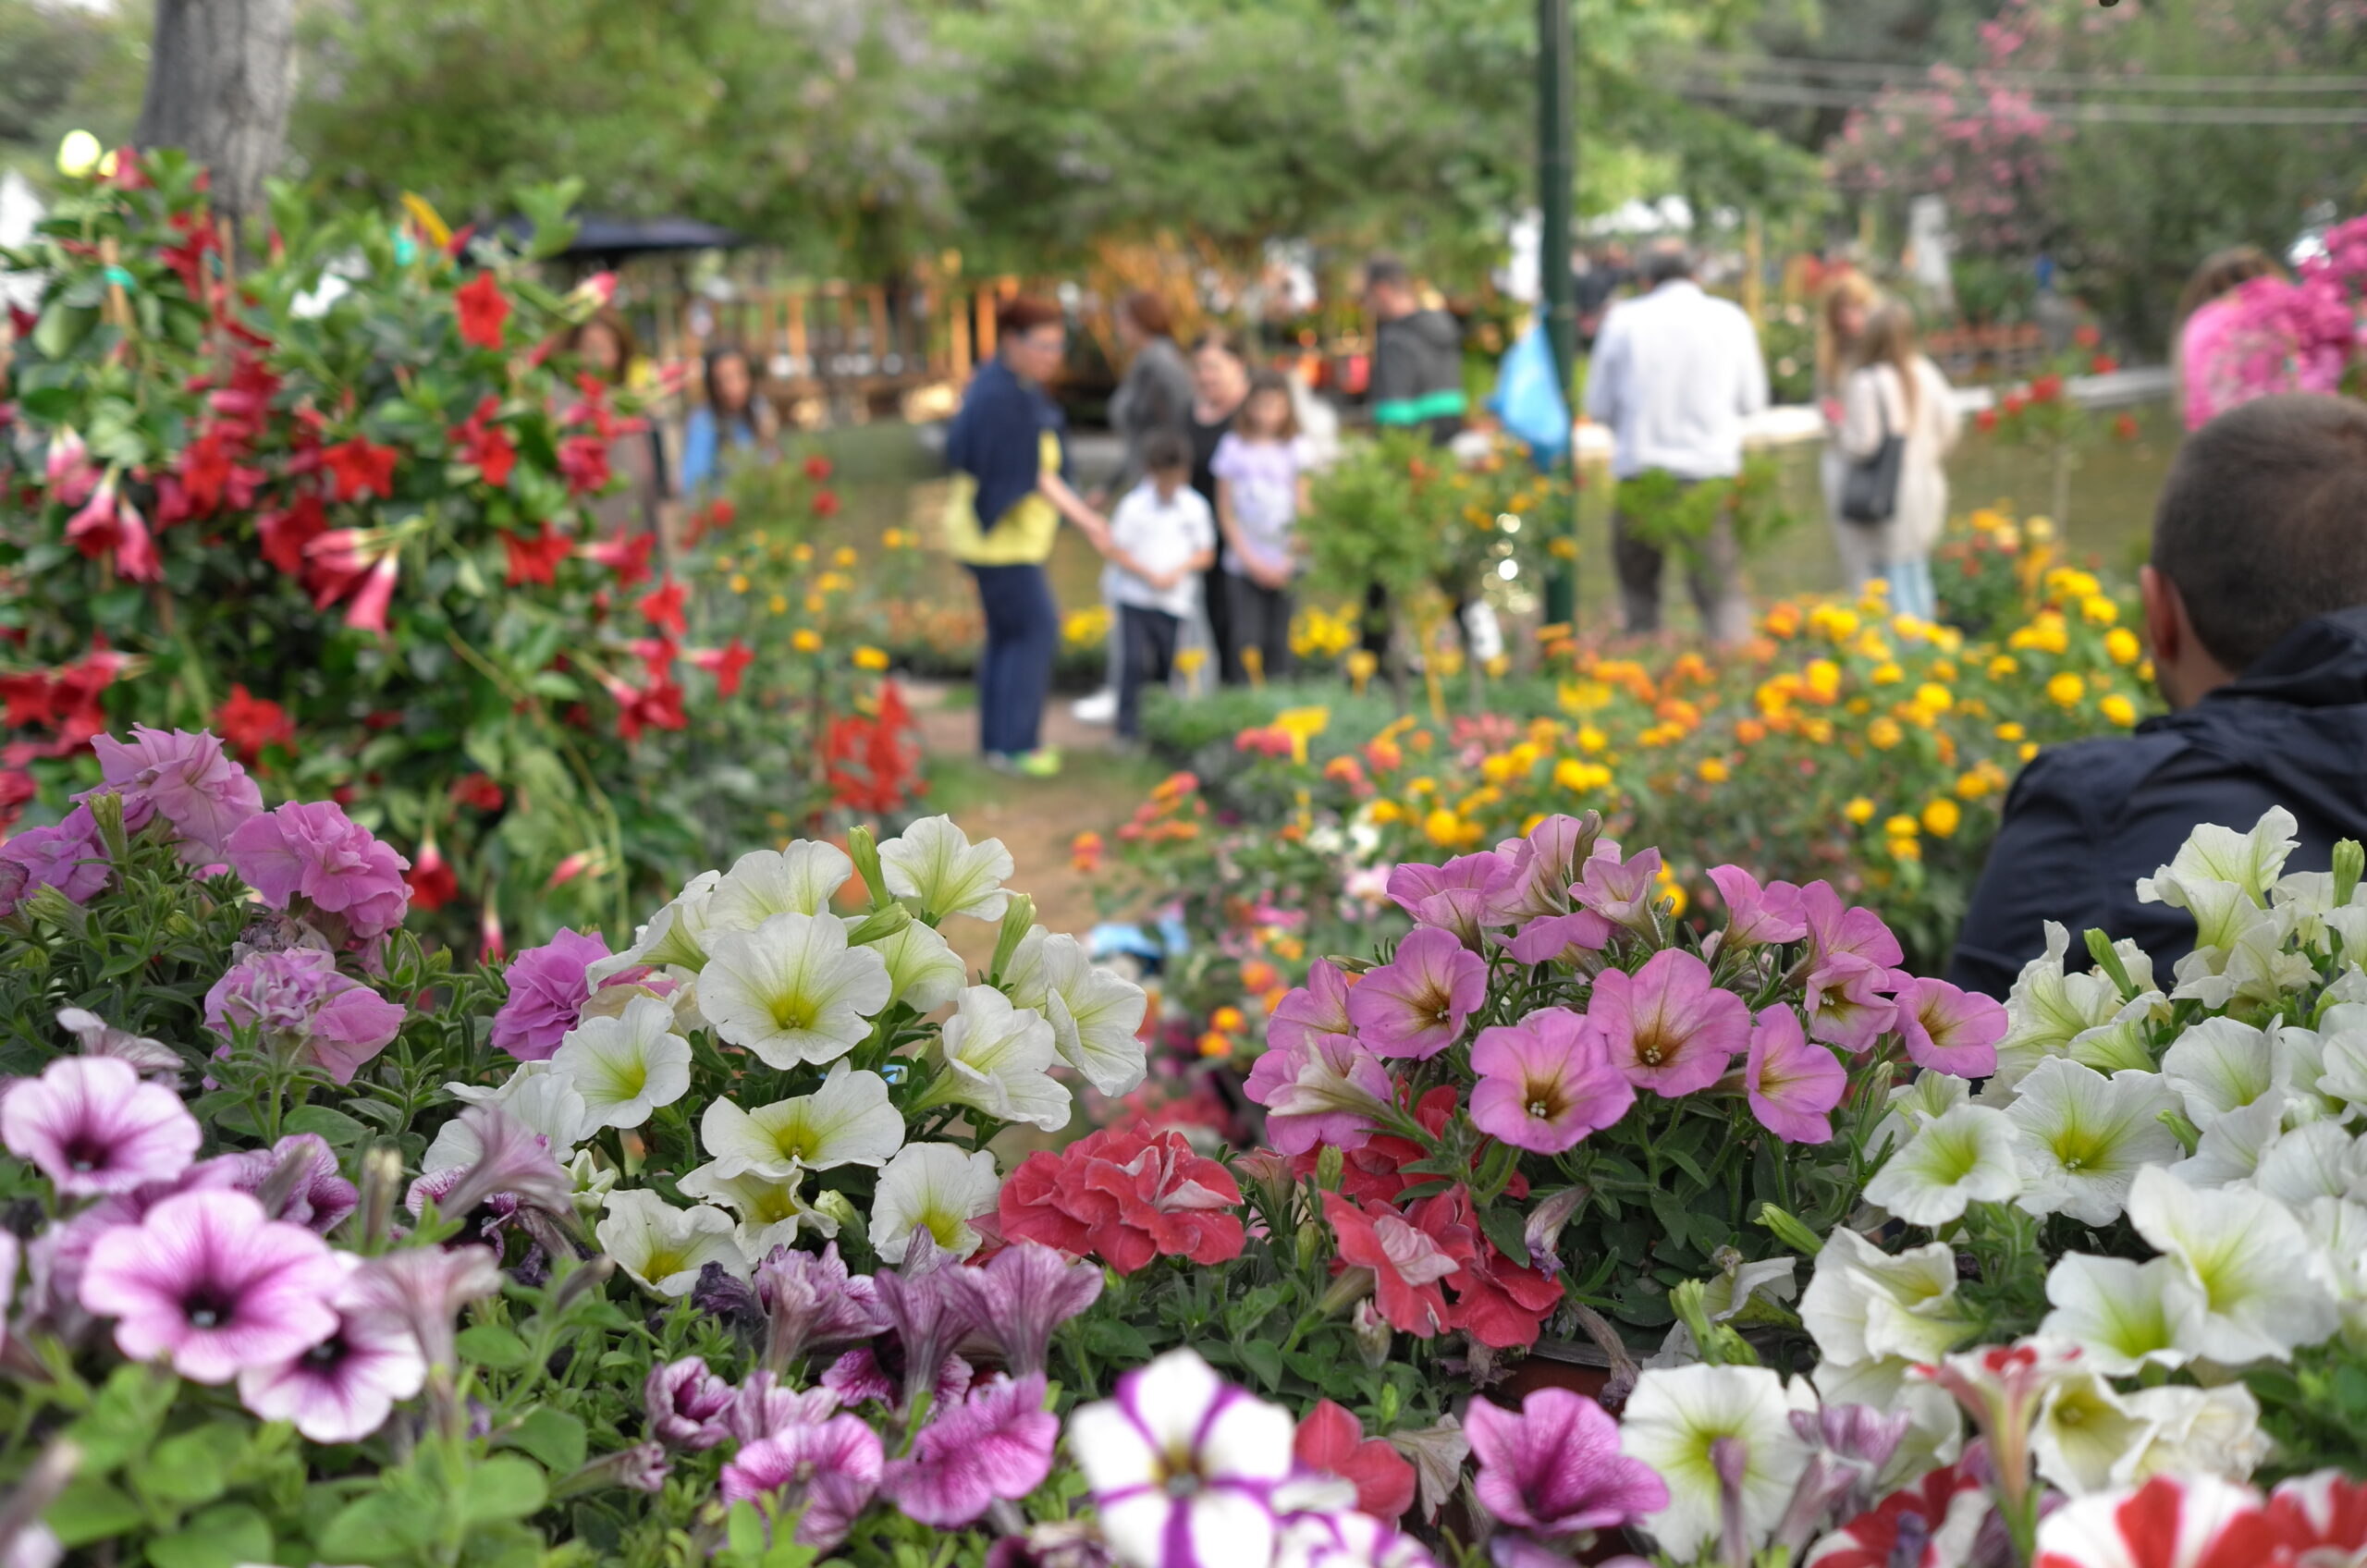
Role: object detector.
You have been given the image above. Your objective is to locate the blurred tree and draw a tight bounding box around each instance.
[139,0,297,217]
[0,0,147,180]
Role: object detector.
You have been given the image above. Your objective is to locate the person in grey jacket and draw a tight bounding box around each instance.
[1102,291,1196,499]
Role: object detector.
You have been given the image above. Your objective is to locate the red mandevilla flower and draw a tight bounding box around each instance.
[503,524,573,587]
[639,578,688,639]
[323,438,398,502]
[449,397,517,487]
[453,271,510,350]
[214,685,295,761]
[998,1126,1245,1275]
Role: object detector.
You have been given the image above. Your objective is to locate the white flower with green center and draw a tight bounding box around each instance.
[1811,1357,1964,1474]
[2128,1164,2340,1364]
[1618,1364,1813,1561]
[2251,1121,2356,1207]
[2040,1254,2203,1375]
[430,1063,594,1170]
[2005,1058,2179,1226]
[916,986,1069,1132]
[1797,1229,1974,1367]
[868,1142,1000,1263]
[1865,1104,2023,1227]
[2173,1095,2287,1188]
[878,815,1012,923]
[565,1148,617,1219]
[1028,931,1149,1096]
[2032,1365,2154,1497]
[2119,1384,2270,1486]
[2140,809,2299,907]
[2161,1017,2287,1129]
[699,1062,903,1179]
[590,869,723,981]
[860,916,966,1012]
[2301,1195,2367,1335]
[2312,1009,2367,1109]
[1873,1071,1970,1158]
[595,1188,745,1296]
[677,1159,834,1257]
[705,843,855,935]
[698,911,892,1069]
[551,995,692,1130]
[1997,924,2136,1087]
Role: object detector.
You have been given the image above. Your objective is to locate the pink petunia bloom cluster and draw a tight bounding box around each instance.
[228,799,413,944]
[204,947,408,1085]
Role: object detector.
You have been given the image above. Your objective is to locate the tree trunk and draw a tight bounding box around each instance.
[135,0,297,219]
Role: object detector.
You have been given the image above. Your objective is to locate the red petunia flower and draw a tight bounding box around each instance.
[503,523,573,587]
[324,438,398,502]
[1407,1186,1562,1349]
[999,1126,1245,1275]
[450,773,504,812]
[1322,1191,1457,1338]
[214,684,295,761]
[1294,1400,1417,1523]
[453,271,509,350]
[638,577,687,638]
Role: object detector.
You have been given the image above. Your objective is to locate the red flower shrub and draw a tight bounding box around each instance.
[1294,1401,1417,1523]
[406,843,460,912]
[214,684,294,760]
[558,435,612,496]
[1321,1191,1455,1338]
[822,681,920,815]
[503,524,574,587]
[256,491,326,576]
[450,773,505,812]
[803,454,833,482]
[324,438,398,502]
[999,1126,1245,1275]
[689,639,755,698]
[812,488,840,518]
[584,532,655,588]
[1408,1186,1562,1348]
[453,272,509,349]
[639,578,688,638]
[450,397,517,487]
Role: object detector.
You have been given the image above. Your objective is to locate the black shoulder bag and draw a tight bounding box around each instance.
[1840,375,1906,525]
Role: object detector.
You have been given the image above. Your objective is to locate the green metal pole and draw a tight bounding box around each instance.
[1538,0,1578,628]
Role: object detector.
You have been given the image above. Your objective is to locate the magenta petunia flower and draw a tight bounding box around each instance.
[55,1007,184,1084]
[1744,1006,1848,1145]
[1803,952,1903,1055]
[1893,977,2006,1079]
[1466,1386,1668,1536]
[880,1372,1060,1527]
[2,1056,201,1196]
[235,1253,424,1442]
[227,801,412,943]
[1706,865,1809,949]
[726,1372,844,1445]
[202,1132,359,1233]
[720,1413,886,1548]
[752,1241,884,1370]
[1574,845,1662,934]
[870,1230,982,1414]
[0,806,110,905]
[1242,1030,1396,1155]
[1502,911,1613,967]
[1588,949,1749,1098]
[644,1354,737,1450]
[89,726,263,864]
[204,948,407,1085]
[821,1345,974,1412]
[1468,1008,1635,1154]
[79,1189,343,1383]
[1268,961,1355,1053]
[1386,851,1515,949]
[491,928,610,1060]
[1347,927,1488,1060]
[952,1240,1104,1378]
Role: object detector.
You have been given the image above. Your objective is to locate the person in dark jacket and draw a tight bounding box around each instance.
[1365,255,1466,444]
[1950,393,2367,997]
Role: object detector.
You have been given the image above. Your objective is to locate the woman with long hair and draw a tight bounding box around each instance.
[1816,269,1883,575]
[565,309,668,542]
[1835,300,1960,619]
[942,296,1110,775]
[679,343,776,498]
[2175,245,2287,432]
[1186,327,1253,681]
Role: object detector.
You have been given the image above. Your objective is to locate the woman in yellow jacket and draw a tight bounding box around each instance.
[942,296,1110,776]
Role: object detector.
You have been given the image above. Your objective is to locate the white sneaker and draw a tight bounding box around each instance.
[1072,688,1117,726]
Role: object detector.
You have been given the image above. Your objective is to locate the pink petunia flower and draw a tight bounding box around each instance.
[644,1354,737,1450]
[1893,977,2006,1078]
[1269,961,1355,1052]
[1502,910,1613,966]
[751,1242,884,1371]
[202,1133,359,1233]
[951,1240,1103,1378]
[1706,864,1809,949]
[1744,1006,1848,1145]
[1804,953,1903,1055]
[1494,813,1603,922]
[2,1056,200,1196]
[1588,949,1750,1098]
[235,1253,424,1442]
[1574,845,1662,934]
[726,1373,844,1446]
[227,800,412,944]
[1322,1192,1459,1338]
[0,806,110,905]
[879,1372,1060,1527]
[1468,1007,1635,1154]
[87,726,262,865]
[722,1413,887,1548]
[1466,1385,1668,1536]
[79,1189,343,1383]
[204,948,407,1085]
[1347,927,1487,1060]
[1386,851,1516,949]
[1801,882,1905,974]
[1242,1030,1397,1154]
[490,927,609,1060]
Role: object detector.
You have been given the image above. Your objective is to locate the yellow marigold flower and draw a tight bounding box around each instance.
[1735,718,1767,745]
[1369,800,1403,825]
[1481,753,1515,785]
[1820,607,1860,643]
[852,645,889,671]
[1888,834,1922,863]
[1857,632,1892,662]
[1915,682,1954,714]
[2080,594,2119,625]
[1956,770,1993,799]
[882,528,907,549]
[2028,516,2057,542]
[1698,758,1730,783]
[1922,799,1962,838]
[791,543,815,565]
[1197,1031,1233,1060]
[2046,671,2085,707]
[833,546,858,569]
[768,593,791,615]
[1884,815,1920,839]
[1577,723,1608,753]
[1657,867,1686,920]
[2020,741,2040,762]
[804,594,826,614]
[1176,647,1207,675]
[730,573,751,594]
[1424,808,1462,847]
[1805,660,1842,702]
[791,629,823,654]
[1802,717,1834,745]
[1868,717,1903,751]
[1407,776,1436,796]
[1211,1006,1245,1034]
[2105,627,2141,665]
[1988,654,2018,680]
[1932,658,1958,681]
[1995,721,2026,742]
[1844,797,1876,825]
[1870,661,1904,686]
[2101,692,2138,727]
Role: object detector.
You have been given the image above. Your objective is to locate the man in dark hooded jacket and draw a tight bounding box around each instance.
[1950,393,2367,997]
[1364,255,1466,445]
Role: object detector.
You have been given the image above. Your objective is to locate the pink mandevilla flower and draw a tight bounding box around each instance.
[720,1412,886,1549]
[236,1253,425,1442]
[226,800,413,943]
[880,1372,1060,1527]
[2,1055,201,1196]
[1468,1007,1636,1155]
[1893,978,2006,1078]
[79,1189,343,1383]
[1706,864,1809,949]
[1466,1385,1669,1537]
[1346,926,1487,1060]
[1588,949,1750,1097]
[1744,1006,1848,1145]
[1242,1030,1395,1155]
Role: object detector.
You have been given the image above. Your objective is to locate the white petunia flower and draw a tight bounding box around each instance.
[566,1147,618,1219]
[2118,1384,2271,1487]
[2139,809,2299,906]
[589,869,724,981]
[1873,1072,1971,1158]
[699,1062,904,1178]
[1811,1356,1963,1476]
[551,995,693,1130]
[2303,1195,2367,1337]
[1619,1364,1814,1561]
[861,916,967,1013]
[677,1159,834,1257]
[698,911,893,1068]
[1032,932,1149,1096]
[2005,1058,2180,1226]
[918,986,1070,1132]
[2173,1095,2287,1188]
[868,1142,1000,1263]
[2032,1366,2154,1498]
[705,843,855,935]
[2315,1012,2367,1109]
[430,1062,595,1170]
[2171,905,2315,1010]
[877,815,1013,922]
[1865,1104,2023,1228]
[2160,1017,2287,1130]
[2040,1254,2203,1376]
[1798,1229,1974,1368]
[1996,924,2158,1087]
[2251,1120,2358,1207]
[2128,1164,2340,1364]
[595,1188,746,1295]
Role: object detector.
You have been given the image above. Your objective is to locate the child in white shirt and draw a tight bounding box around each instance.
[1098,430,1216,739]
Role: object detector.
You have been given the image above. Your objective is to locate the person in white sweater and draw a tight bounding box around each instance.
[1835,300,1962,620]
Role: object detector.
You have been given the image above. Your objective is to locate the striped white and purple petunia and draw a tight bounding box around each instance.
[1068,1348,1297,1568]
[1,1055,200,1197]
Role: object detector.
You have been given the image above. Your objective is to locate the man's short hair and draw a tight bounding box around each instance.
[1364,254,1411,293]
[1142,429,1191,474]
[1642,239,1695,287]
[2154,392,2367,673]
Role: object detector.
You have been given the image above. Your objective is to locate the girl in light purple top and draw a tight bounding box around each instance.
[1210,371,1314,681]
